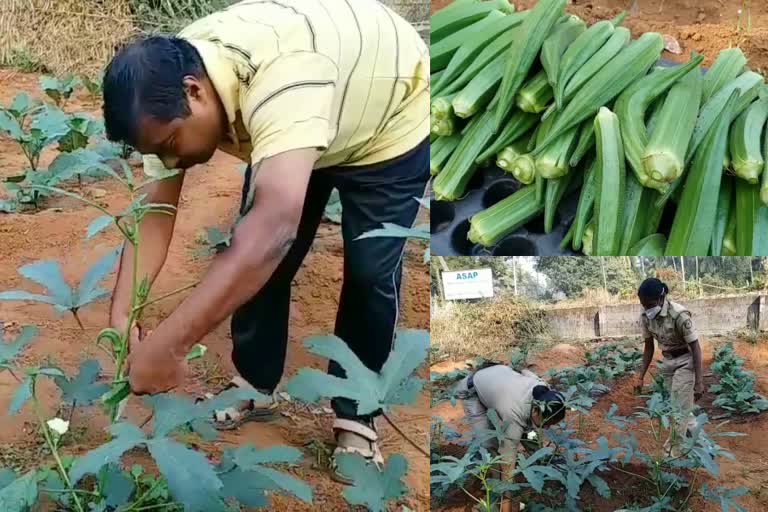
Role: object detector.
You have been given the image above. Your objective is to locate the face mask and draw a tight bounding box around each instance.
[645,306,662,320]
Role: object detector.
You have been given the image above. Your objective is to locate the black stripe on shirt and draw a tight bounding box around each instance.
[247,80,335,127]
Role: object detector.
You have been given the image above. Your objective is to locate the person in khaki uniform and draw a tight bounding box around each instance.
[456,364,566,512]
[634,278,705,455]
[100,0,429,483]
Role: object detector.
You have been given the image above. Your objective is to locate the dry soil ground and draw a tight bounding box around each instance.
[0,71,430,511]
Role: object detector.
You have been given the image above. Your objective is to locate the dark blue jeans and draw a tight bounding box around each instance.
[231,139,429,421]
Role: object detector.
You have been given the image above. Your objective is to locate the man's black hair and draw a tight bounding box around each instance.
[102,35,206,147]
[638,277,669,299]
[532,385,566,425]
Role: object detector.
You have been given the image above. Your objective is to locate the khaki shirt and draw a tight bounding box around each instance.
[144,0,429,210]
[471,365,545,462]
[640,299,698,352]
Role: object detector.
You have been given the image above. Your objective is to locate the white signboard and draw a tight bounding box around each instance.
[442,268,494,300]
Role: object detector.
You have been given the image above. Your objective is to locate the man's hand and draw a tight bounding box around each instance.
[127,330,187,395]
[694,381,704,401]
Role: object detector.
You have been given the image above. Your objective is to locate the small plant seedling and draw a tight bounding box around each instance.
[356,197,430,262]
[39,75,81,107]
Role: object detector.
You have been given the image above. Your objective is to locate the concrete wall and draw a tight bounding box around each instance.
[544,294,766,340]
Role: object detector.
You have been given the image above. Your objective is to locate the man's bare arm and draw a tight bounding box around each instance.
[140,148,317,359]
[110,172,185,330]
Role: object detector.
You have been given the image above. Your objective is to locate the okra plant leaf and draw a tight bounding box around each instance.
[0,469,16,489]
[0,325,37,367]
[0,110,23,140]
[30,105,70,141]
[7,93,41,119]
[54,359,110,405]
[76,246,121,306]
[146,437,224,512]
[70,422,147,483]
[218,467,268,508]
[8,377,33,415]
[87,215,114,239]
[430,451,475,486]
[145,387,267,438]
[226,445,312,502]
[699,483,749,512]
[0,246,119,312]
[0,470,38,512]
[355,223,430,241]
[285,329,429,415]
[336,453,408,512]
[48,149,112,181]
[100,464,136,507]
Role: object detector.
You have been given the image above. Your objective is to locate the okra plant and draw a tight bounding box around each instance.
[0,90,115,210]
[709,341,768,417]
[430,342,749,512]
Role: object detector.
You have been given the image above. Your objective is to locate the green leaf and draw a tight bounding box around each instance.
[586,473,611,498]
[336,453,408,512]
[0,469,17,489]
[227,445,312,503]
[30,105,69,141]
[147,437,223,512]
[218,467,268,508]
[54,359,110,405]
[70,423,146,483]
[0,110,24,140]
[48,149,111,181]
[8,377,32,414]
[521,465,562,492]
[186,344,207,361]
[0,325,37,365]
[35,367,65,378]
[323,189,342,224]
[146,388,267,438]
[102,381,131,407]
[74,246,121,307]
[285,329,428,415]
[355,223,429,241]
[17,260,72,304]
[101,464,135,507]
[0,470,38,512]
[8,93,41,118]
[87,215,113,239]
[41,470,69,507]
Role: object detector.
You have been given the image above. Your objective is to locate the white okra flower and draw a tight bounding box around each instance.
[47,418,70,436]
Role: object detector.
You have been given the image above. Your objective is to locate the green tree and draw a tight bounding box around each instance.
[535,257,638,297]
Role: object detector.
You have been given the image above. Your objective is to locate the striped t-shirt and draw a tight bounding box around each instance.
[143,0,430,182]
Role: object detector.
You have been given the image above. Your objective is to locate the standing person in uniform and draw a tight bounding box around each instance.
[101,0,429,481]
[456,364,566,512]
[634,278,705,456]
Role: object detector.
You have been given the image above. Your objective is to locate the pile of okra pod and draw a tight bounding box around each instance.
[430,0,768,256]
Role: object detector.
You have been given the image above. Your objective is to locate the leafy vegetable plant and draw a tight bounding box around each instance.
[1,76,428,512]
[709,341,768,416]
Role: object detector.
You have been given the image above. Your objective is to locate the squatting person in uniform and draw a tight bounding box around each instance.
[102,0,429,481]
[634,277,705,456]
[456,363,566,512]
